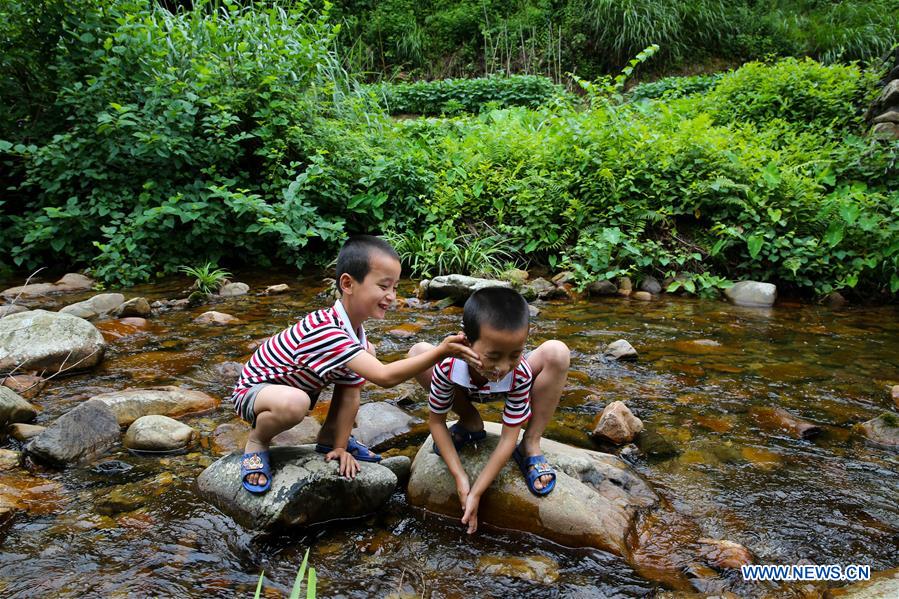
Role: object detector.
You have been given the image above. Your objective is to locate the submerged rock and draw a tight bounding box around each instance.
[592,401,643,444]
[407,422,658,557]
[196,445,398,530]
[632,291,653,301]
[26,399,120,467]
[124,415,197,452]
[0,449,21,470]
[724,281,777,307]
[476,554,560,584]
[0,310,106,375]
[2,374,47,400]
[751,407,821,439]
[351,402,422,450]
[0,387,38,427]
[59,293,125,320]
[857,414,899,451]
[424,275,512,303]
[93,386,219,426]
[263,284,290,295]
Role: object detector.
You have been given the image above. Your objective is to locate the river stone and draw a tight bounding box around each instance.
[0,387,38,427]
[124,415,197,451]
[1,273,94,299]
[632,291,653,301]
[872,122,899,140]
[9,423,46,442]
[272,418,322,446]
[697,538,753,569]
[0,310,106,375]
[617,276,633,296]
[592,401,643,444]
[857,414,899,451]
[587,280,617,296]
[196,445,399,530]
[59,293,125,320]
[26,398,120,467]
[263,284,290,295]
[0,449,21,470]
[477,554,560,584]
[876,79,899,107]
[219,282,249,297]
[873,109,899,124]
[2,374,47,400]
[639,276,662,294]
[827,567,899,598]
[0,305,29,319]
[93,386,219,426]
[424,275,512,303]
[724,281,777,307]
[751,407,821,440]
[194,311,240,325]
[381,455,412,487]
[407,422,658,557]
[114,297,151,318]
[351,402,422,450]
[603,339,638,361]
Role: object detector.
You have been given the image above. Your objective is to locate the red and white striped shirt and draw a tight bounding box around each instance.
[231,300,367,403]
[428,356,532,427]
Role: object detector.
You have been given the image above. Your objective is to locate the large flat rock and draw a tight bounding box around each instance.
[1,273,94,299]
[25,399,120,467]
[423,275,512,303]
[93,386,219,426]
[408,422,658,557]
[196,445,398,530]
[0,310,106,375]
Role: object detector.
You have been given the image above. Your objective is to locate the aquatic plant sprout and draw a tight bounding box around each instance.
[253,548,317,598]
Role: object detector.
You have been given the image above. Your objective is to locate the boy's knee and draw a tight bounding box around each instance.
[542,340,570,370]
[408,342,434,358]
[272,395,309,423]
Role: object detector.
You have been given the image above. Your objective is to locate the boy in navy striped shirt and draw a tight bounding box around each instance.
[232,236,480,493]
[408,287,570,533]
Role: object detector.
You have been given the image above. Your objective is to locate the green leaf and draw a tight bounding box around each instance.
[683,279,696,294]
[307,567,317,599]
[891,273,899,294]
[254,571,264,599]
[747,234,764,259]
[761,163,780,187]
[289,548,310,599]
[838,204,860,225]
[824,221,844,247]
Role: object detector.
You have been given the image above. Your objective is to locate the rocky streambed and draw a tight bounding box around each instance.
[0,270,897,597]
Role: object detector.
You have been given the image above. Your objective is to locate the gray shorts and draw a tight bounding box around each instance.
[234,383,319,428]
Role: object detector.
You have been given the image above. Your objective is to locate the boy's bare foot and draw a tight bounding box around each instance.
[519,437,554,491]
[243,439,269,487]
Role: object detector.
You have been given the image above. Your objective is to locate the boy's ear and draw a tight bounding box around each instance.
[338,272,356,295]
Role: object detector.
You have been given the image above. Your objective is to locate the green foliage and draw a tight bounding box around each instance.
[178,262,231,295]
[371,75,567,116]
[629,73,724,101]
[570,44,659,107]
[384,224,516,278]
[707,58,880,130]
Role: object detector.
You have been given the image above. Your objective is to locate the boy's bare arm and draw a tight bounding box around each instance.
[428,412,471,502]
[462,424,520,533]
[347,333,480,388]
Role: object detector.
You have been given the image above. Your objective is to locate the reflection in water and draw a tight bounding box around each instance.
[1,270,897,597]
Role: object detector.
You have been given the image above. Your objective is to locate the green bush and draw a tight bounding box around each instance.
[629,73,724,101]
[706,58,880,130]
[371,75,567,115]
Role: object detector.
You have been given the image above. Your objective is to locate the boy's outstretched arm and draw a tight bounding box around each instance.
[461,423,520,534]
[347,333,481,388]
[429,413,471,510]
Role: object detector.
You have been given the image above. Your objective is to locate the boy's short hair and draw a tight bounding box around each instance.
[335,235,400,289]
[462,287,529,343]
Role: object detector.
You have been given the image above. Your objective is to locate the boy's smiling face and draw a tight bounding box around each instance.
[340,250,401,320]
[469,323,528,382]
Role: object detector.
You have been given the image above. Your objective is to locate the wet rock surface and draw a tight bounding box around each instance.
[59,293,125,320]
[25,399,120,467]
[592,401,643,444]
[0,310,106,374]
[351,402,422,450]
[93,386,219,426]
[124,415,197,452]
[0,387,38,427]
[197,445,398,530]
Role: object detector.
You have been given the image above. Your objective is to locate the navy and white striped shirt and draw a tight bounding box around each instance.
[428,356,532,426]
[231,300,367,409]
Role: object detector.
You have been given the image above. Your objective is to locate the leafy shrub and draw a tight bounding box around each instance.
[371,75,567,115]
[629,73,724,101]
[706,58,880,130]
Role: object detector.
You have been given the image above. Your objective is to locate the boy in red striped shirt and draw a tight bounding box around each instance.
[232,236,480,493]
[408,287,570,533]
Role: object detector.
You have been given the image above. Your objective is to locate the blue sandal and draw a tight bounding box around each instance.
[433,422,487,457]
[315,436,382,463]
[240,450,272,494]
[513,445,556,496]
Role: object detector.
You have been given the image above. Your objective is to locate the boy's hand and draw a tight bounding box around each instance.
[438,332,482,369]
[461,492,480,534]
[325,447,361,479]
[454,472,471,510]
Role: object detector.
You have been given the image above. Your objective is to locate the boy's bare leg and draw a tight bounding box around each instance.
[520,340,570,489]
[407,342,436,389]
[245,385,313,486]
